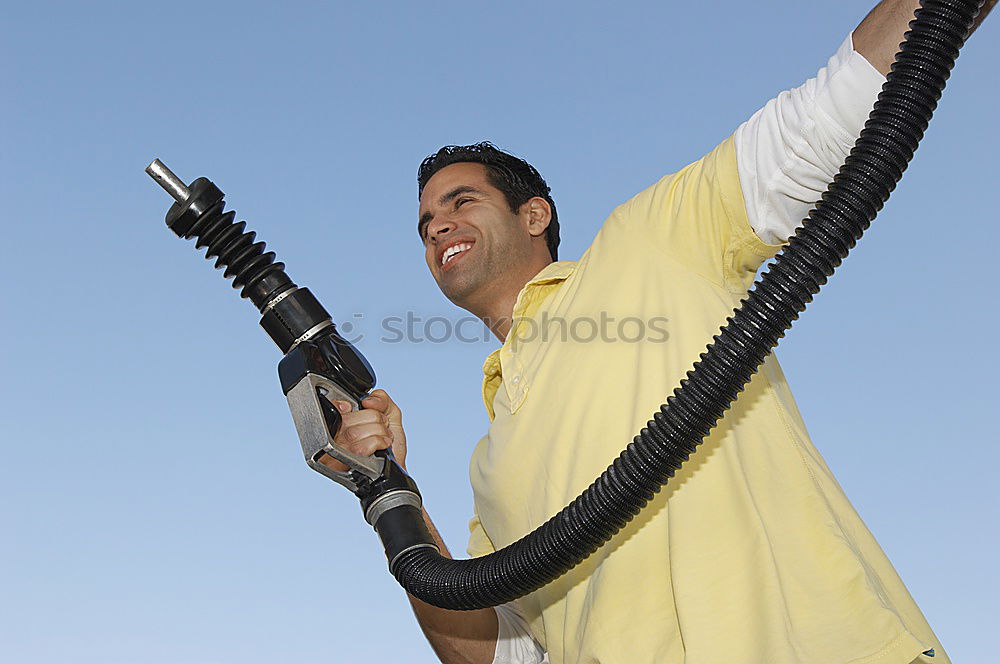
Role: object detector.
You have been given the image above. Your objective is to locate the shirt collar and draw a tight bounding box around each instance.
[481,261,577,419]
[526,260,577,286]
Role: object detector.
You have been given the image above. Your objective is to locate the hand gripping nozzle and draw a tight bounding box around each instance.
[278,328,387,493]
[279,329,434,562]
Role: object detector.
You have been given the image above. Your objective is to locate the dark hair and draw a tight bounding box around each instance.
[417,142,559,261]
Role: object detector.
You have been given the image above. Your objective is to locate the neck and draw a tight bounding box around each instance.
[468,258,553,342]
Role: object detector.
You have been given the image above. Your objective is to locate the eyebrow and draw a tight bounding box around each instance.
[418,185,486,238]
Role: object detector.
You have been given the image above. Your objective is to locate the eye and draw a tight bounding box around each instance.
[455,197,473,208]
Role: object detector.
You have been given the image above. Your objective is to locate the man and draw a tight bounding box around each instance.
[328,1,994,662]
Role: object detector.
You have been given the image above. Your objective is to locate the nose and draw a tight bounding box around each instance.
[427,216,457,241]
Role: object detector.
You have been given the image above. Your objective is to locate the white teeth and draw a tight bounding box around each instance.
[441,243,471,266]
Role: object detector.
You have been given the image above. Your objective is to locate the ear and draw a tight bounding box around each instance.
[523,197,552,238]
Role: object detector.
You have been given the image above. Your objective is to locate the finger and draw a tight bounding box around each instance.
[336,408,387,428]
[332,399,388,425]
[361,392,387,413]
[339,433,393,457]
[343,421,393,443]
[317,452,349,472]
[364,390,401,421]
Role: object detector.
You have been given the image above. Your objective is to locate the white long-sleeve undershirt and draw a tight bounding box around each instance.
[489,32,886,664]
[736,33,886,245]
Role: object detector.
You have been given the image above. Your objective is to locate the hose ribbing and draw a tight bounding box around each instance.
[392,0,984,610]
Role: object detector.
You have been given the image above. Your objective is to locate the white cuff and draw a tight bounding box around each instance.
[492,602,547,664]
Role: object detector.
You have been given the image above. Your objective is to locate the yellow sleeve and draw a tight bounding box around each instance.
[467,511,497,559]
[612,136,780,292]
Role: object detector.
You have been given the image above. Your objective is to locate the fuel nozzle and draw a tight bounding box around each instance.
[145,158,296,314]
[146,159,435,565]
[145,159,343,352]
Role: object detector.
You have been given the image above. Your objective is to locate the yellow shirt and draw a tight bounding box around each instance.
[467,137,947,664]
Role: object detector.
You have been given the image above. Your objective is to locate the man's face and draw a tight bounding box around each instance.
[418,162,535,310]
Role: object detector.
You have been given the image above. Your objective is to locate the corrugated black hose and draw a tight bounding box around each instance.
[146,0,984,612]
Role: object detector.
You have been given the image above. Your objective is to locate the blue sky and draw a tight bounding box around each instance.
[2,1,997,662]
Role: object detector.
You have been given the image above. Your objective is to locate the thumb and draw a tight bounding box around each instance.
[363,390,400,421]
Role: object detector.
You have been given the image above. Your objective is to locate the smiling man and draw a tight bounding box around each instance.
[418,158,558,342]
[329,1,995,663]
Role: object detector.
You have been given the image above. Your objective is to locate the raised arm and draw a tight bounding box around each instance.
[854,0,995,76]
[734,0,995,249]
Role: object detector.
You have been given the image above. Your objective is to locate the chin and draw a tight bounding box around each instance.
[439,274,483,309]
[441,283,475,307]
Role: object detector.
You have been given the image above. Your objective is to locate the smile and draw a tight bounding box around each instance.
[441,242,474,268]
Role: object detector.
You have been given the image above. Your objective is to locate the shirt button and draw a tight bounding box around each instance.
[512,376,520,384]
